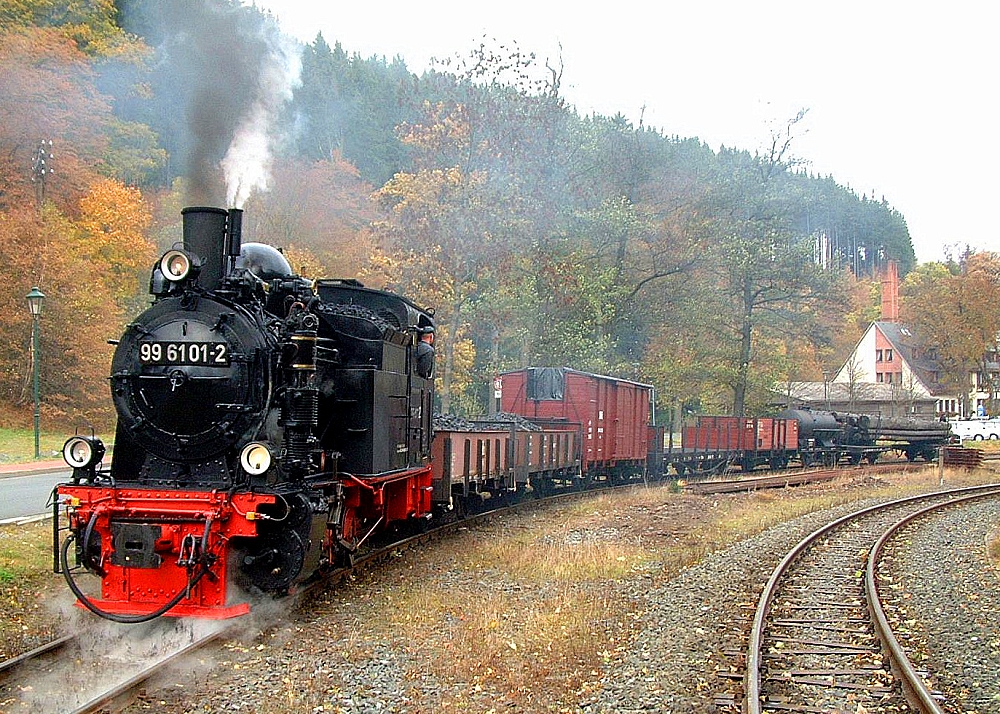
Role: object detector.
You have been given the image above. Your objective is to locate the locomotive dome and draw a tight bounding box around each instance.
[236,242,294,280]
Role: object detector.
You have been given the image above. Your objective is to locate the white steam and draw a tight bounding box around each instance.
[221,28,302,208]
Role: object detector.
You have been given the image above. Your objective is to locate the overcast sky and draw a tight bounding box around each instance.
[255,0,997,264]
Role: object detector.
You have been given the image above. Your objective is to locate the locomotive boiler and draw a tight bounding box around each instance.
[54,207,435,621]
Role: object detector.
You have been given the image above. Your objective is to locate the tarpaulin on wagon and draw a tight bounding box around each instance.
[526,367,565,401]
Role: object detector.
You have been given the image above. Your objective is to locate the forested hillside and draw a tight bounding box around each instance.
[0,0,924,424]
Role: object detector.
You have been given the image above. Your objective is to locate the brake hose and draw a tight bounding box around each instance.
[60,532,212,624]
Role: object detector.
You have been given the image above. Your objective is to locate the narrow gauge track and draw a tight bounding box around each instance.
[683,460,931,495]
[744,483,1000,714]
[6,462,993,713]
[0,618,228,714]
[0,482,611,714]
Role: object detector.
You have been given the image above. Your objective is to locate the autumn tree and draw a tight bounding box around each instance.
[0,179,153,425]
[900,252,1000,412]
[242,156,377,278]
[572,123,711,375]
[371,41,568,413]
[0,27,114,212]
[76,177,155,312]
[694,116,843,416]
[1,0,134,57]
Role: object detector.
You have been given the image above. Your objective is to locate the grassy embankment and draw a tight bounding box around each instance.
[0,427,72,464]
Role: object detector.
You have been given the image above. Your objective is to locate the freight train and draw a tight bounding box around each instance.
[51,207,954,621]
[652,409,953,477]
[433,368,655,512]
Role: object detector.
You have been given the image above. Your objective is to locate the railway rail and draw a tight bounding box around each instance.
[743,483,1000,713]
[682,459,932,495]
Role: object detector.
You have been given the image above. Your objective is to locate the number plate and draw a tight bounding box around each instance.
[138,341,230,366]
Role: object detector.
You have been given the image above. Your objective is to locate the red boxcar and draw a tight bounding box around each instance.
[499,367,652,479]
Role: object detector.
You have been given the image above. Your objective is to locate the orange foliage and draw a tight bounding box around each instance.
[0,27,112,214]
[243,156,377,278]
[76,178,155,306]
[0,179,155,424]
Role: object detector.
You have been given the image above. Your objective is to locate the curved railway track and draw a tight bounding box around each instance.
[744,483,1000,713]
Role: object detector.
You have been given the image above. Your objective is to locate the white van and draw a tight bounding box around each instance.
[950,419,1000,441]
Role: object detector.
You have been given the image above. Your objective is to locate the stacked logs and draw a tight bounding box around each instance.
[871,416,954,442]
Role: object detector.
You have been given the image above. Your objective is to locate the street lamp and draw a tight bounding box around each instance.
[26,287,44,459]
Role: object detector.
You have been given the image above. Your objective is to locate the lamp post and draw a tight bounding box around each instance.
[26,287,45,459]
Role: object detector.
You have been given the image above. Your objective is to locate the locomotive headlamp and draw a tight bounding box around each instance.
[239,442,272,476]
[63,435,105,469]
[160,250,194,282]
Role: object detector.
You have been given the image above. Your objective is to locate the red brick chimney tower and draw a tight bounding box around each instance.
[880,260,899,322]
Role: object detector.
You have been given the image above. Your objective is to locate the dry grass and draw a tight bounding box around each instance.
[354,467,1000,710]
[354,519,650,709]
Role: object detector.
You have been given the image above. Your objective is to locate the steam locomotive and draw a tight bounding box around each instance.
[54,207,436,621]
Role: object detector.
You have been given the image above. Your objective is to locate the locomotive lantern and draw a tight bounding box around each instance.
[54,207,435,621]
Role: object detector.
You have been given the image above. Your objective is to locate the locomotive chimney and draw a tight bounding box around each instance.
[181,206,228,291]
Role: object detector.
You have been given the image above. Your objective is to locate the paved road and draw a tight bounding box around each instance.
[0,462,70,521]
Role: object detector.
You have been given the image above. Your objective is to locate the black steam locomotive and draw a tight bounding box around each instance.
[55,207,436,621]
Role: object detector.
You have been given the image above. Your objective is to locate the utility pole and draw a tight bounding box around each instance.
[31,139,54,208]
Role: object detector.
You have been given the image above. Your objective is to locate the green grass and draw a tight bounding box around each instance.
[0,521,54,577]
[0,427,72,463]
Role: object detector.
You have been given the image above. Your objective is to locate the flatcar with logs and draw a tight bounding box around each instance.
[652,408,954,476]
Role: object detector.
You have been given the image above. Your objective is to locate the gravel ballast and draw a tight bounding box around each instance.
[883,495,1000,714]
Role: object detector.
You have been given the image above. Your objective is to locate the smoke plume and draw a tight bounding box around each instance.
[131,0,301,207]
[221,28,302,207]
